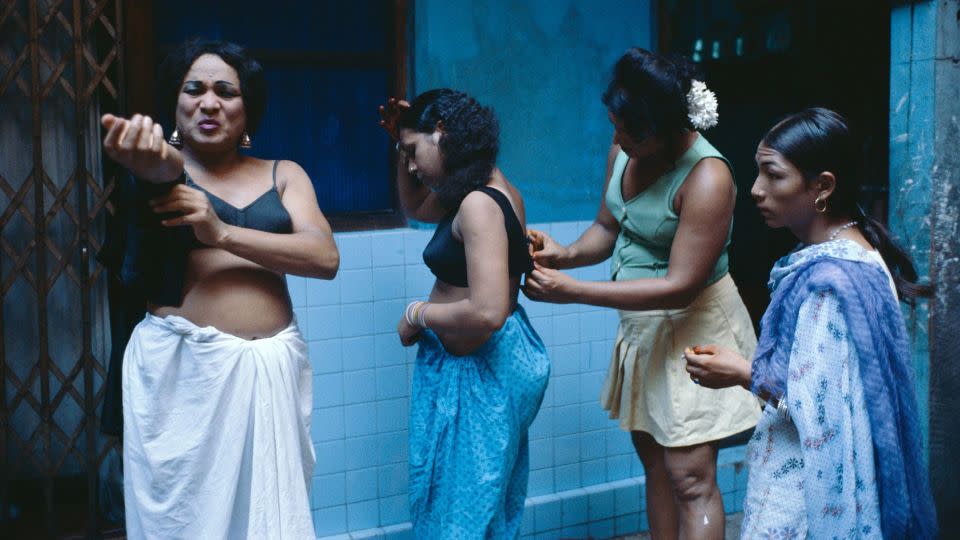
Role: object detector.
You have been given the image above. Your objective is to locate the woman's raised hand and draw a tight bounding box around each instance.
[102,113,184,182]
[378,97,411,141]
[527,229,569,268]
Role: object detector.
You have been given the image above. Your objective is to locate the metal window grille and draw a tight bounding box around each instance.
[1,1,125,537]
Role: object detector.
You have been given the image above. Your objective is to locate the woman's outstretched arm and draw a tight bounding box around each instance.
[102,114,184,183]
[528,143,622,269]
[526,157,734,310]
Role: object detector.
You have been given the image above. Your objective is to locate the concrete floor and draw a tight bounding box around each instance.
[615,513,743,540]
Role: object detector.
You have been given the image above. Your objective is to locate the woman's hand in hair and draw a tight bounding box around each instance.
[683,345,752,390]
[523,262,579,304]
[527,229,571,269]
[378,97,411,141]
[102,114,184,183]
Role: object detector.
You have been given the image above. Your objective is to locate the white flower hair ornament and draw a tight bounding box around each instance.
[686,80,719,130]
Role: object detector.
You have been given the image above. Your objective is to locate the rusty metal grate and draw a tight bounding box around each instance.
[1,0,125,537]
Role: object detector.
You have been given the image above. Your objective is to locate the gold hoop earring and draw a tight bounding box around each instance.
[168,128,182,147]
[814,195,828,213]
[240,132,252,149]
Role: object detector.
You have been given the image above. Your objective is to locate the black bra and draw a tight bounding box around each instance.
[423,186,533,287]
[187,160,293,243]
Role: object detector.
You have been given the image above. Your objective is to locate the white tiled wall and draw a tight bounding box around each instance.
[289,221,747,539]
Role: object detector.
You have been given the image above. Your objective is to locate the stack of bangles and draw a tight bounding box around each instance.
[757,390,789,419]
[405,301,430,329]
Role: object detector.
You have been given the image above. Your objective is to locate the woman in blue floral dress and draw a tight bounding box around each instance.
[683,108,937,539]
[378,90,550,538]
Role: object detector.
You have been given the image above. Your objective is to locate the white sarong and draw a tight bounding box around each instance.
[122,314,315,540]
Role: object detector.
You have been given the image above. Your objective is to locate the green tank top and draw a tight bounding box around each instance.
[604,134,733,283]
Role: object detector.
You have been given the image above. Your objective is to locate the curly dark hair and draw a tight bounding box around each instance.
[158,38,267,135]
[398,88,499,208]
[602,47,699,159]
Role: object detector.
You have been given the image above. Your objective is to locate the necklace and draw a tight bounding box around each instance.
[828,220,858,242]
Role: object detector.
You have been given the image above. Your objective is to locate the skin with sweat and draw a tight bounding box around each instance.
[381,98,525,356]
[102,53,338,339]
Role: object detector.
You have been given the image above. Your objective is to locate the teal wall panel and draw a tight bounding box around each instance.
[412,0,655,222]
[888,2,935,445]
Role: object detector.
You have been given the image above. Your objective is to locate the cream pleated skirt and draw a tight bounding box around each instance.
[600,274,761,447]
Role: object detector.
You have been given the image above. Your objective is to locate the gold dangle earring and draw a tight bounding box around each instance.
[814,194,828,213]
[240,131,252,149]
[168,127,182,147]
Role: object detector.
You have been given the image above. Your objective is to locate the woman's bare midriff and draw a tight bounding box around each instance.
[151,247,293,339]
[428,278,521,356]
[426,174,528,356]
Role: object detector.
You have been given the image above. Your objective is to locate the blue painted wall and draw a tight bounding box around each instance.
[412,0,655,222]
[888,1,936,444]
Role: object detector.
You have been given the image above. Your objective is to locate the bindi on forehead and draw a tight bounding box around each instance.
[186,55,239,83]
[185,70,239,84]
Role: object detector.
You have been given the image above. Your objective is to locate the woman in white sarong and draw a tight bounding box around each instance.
[99,39,339,539]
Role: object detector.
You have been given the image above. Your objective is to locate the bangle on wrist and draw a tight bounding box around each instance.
[404,301,430,329]
[416,302,429,328]
[404,301,421,327]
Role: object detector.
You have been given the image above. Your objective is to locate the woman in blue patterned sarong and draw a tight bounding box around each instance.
[378,90,550,538]
[683,108,937,538]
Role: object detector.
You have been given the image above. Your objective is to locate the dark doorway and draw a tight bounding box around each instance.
[659,0,891,323]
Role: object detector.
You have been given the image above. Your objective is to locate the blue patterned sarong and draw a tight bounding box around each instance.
[409,305,550,539]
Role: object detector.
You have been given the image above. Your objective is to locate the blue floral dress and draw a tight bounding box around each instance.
[408,306,550,539]
[741,240,895,539]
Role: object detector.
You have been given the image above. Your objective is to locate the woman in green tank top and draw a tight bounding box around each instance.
[525,48,760,540]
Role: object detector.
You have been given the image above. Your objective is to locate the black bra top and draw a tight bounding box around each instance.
[100,162,293,309]
[422,186,533,287]
[187,160,293,244]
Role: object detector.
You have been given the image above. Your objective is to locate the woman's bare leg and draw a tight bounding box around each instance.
[663,442,724,540]
[632,431,679,539]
